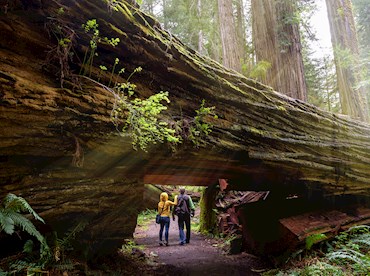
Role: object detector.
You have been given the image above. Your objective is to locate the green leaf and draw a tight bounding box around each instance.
[0,212,15,234]
[306,233,327,250]
[23,240,34,254]
[4,193,45,223]
[7,212,44,243]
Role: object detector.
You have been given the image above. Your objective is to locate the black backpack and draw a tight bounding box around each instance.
[175,195,190,215]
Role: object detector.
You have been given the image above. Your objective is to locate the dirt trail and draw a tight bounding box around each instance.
[134,214,271,276]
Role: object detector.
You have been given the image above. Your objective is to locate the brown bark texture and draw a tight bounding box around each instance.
[0,0,369,258]
[325,0,369,121]
[251,0,307,101]
[217,0,243,72]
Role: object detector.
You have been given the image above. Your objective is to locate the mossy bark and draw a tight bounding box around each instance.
[0,0,370,259]
[199,184,218,233]
[325,0,369,121]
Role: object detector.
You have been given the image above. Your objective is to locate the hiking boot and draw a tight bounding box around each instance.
[179,242,184,245]
[159,241,163,246]
[186,240,190,244]
[165,241,169,246]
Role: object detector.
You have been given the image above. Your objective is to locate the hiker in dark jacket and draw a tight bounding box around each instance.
[173,187,195,245]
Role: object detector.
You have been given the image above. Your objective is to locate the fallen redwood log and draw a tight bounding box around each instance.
[1,0,369,197]
[0,0,369,258]
[37,0,370,197]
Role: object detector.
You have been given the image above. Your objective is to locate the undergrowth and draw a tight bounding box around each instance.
[136,208,156,231]
[1,222,87,275]
[263,225,370,276]
[121,238,145,253]
[190,202,200,232]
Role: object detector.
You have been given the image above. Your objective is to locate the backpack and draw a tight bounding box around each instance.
[174,195,190,216]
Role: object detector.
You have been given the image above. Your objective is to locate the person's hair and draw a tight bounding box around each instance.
[179,187,185,194]
[160,192,168,202]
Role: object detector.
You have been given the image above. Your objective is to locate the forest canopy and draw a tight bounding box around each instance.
[140,0,370,122]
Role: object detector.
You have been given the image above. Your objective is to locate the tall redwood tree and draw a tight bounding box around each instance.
[251,0,307,101]
[325,0,368,121]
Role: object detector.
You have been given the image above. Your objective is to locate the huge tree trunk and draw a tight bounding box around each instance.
[325,0,369,121]
[197,0,203,54]
[235,0,247,67]
[0,0,369,258]
[218,0,243,72]
[251,0,307,101]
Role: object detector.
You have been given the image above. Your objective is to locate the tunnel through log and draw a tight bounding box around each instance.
[0,0,369,259]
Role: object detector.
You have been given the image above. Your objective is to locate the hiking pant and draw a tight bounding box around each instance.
[159,216,170,242]
[178,213,191,243]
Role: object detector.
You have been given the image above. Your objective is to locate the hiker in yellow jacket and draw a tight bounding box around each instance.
[157,192,177,246]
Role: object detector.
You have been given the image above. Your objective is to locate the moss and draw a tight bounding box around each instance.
[108,23,128,37]
[277,105,287,112]
[199,185,218,234]
[250,127,265,136]
[116,2,133,19]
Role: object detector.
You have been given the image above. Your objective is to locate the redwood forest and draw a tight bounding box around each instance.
[0,0,369,275]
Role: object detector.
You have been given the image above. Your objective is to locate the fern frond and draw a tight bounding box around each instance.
[0,210,15,234]
[9,259,47,275]
[52,260,75,271]
[7,212,44,243]
[59,221,87,249]
[348,225,370,234]
[23,240,34,254]
[10,260,34,273]
[39,241,52,265]
[327,248,367,265]
[3,193,45,223]
[351,233,370,250]
[302,261,344,276]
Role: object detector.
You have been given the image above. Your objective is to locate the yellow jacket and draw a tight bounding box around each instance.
[158,192,177,217]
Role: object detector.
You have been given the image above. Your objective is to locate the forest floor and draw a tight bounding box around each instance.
[0,209,273,275]
[132,210,273,276]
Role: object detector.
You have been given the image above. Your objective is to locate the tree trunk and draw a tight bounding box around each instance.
[0,0,369,259]
[235,0,247,70]
[199,184,218,233]
[251,0,307,101]
[325,0,369,121]
[162,0,169,29]
[209,3,222,62]
[197,0,204,54]
[217,0,243,72]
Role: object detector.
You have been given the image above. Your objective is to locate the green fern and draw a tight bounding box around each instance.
[327,248,368,265]
[326,226,370,274]
[268,225,370,275]
[9,259,48,275]
[301,261,345,276]
[2,193,44,222]
[52,261,75,271]
[0,212,13,234]
[23,240,34,254]
[52,221,87,261]
[348,225,370,235]
[0,194,44,240]
[6,211,44,243]
[351,234,370,249]
[0,193,50,261]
